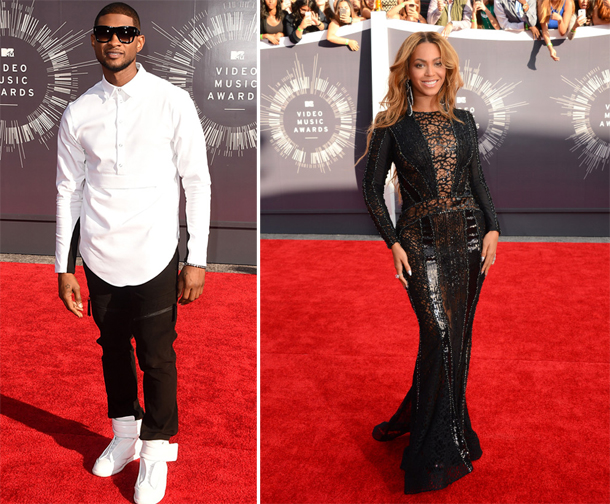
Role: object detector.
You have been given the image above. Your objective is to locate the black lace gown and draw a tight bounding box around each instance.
[362,109,500,494]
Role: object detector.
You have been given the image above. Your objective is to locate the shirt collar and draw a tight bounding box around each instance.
[101,62,146,100]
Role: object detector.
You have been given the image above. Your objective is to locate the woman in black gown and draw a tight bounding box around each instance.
[362,31,500,494]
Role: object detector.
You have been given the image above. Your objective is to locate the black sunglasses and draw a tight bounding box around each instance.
[93,25,141,44]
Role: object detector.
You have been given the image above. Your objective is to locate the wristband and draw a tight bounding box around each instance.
[345,39,349,45]
[524,22,529,29]
[297,26,304,32]
[184,262,207,269]
[260,34,264,40]
[547,41,553,47]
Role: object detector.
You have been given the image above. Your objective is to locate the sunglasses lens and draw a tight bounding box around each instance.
[94,26,112,42]
[117,27,138,43]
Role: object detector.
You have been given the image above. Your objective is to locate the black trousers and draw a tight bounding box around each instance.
[84,249,179,440]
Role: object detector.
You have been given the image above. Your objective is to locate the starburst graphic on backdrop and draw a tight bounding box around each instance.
[142,11,257,161]
[459,60,527,164]
[260,54,357,173]
[551,67,610,178]
[0,0,93,167]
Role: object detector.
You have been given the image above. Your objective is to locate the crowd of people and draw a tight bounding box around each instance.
[260,0,610,60]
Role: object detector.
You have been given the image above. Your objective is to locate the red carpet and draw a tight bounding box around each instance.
[1,263,256,504]
[260,240,610,503]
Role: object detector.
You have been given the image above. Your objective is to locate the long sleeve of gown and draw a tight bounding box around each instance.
[362,127,399,248]
[466,112,501,234]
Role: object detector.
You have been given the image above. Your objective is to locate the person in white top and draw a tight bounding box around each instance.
[428,0,474,37]
[55,3,211,504]
[494,0,540,37]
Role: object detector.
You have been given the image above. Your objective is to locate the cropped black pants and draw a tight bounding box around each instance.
[84,249,179,440]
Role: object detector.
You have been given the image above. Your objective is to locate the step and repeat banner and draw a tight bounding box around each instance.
[260,21,610,236]
[1,0,257,264]
[260,22,374,234]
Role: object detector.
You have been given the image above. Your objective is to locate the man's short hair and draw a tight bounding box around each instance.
[94,2,141,29]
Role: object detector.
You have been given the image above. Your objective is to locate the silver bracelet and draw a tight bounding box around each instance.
[184,262,207,269]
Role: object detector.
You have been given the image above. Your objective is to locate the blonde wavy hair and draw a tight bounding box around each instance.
[379,32,462,127]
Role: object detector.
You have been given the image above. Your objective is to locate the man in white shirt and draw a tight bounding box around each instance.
[494,0,540,37]
[55,3,211,504]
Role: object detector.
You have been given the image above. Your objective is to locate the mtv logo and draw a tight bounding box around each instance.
[304,101,314,107]
[1,48,15,57]
[230,51,245,60]
[456,96,466,104]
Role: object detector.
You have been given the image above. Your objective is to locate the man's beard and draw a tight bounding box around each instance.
[98,53,136,73]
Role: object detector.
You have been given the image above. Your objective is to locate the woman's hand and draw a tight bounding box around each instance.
[406,4,418,19]
[300,14,315,30]
[480,231,499,276]
[474,0,485,11]
[391,242,412,288]
[576,11,587,26]
[311,12,323,29]
[347,39,360,50]
[548,44,559,60]
[551,11,562,21]
[339,10,352,23]
[264,33,283,45]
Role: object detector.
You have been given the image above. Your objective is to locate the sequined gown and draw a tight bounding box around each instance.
[362,109,500,494]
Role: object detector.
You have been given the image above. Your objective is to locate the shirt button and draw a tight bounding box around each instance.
[118,163,123,167]
[119,143,123,147]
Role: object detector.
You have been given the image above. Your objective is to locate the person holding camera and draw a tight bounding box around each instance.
[471,0,500,28]
[284,0,330,44]
[572,0,610,25]
[387,0,428,21]
[326,0,363,50]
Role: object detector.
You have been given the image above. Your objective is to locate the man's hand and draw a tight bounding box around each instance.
[441,21,454,38]
[530,25,540,38]
[58,273,83,318]
[177,265,206,305]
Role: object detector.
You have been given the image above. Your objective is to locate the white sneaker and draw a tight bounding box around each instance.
[134,440,178,504]
[92,416,142,477]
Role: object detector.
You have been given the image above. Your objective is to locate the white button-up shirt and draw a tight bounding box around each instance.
[55,63,211,287]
